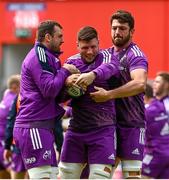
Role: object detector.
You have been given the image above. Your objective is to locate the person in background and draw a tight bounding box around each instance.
[75,10,148,178]
[13,20,79,179]
[144,84,154,108]
[142,72,169,178]
[3,94,27,179]
[0,74,20,178]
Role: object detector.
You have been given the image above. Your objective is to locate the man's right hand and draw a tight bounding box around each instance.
[65,74,81,87]
[75,72,96,87]
[63,64,80,74]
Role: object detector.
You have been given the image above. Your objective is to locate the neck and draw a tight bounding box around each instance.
[41,42,49,49]
[114,40,132,52]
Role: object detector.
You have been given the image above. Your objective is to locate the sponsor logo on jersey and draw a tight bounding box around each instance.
[24,157,36,164]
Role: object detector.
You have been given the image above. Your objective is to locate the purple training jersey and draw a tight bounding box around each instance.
[144,96,169,154]
[142,96,169,178]
[93,42,148,127]
[15,42,69,128]
[66,50,120,131]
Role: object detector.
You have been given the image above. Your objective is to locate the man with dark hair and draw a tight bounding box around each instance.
[76,10,148,178]
[13,20,79,179]
[58,26,119,179]
[142,72,169,178]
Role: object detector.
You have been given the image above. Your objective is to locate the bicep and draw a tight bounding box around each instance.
[130,68,147,82]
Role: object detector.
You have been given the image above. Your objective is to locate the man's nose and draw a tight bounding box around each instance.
[87,48,93,54]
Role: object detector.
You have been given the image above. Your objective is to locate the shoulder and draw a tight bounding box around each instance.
[67,53,81,60]
[66,53,82,64]
[100,48,114,63]
[128,43,146,59]
[35,45,48,63]
[146,99,160,115]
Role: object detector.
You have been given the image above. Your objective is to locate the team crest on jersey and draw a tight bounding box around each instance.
[55,57,59,62]
[43,150,51,160]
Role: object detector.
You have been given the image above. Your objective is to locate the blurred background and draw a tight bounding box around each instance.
[0,0,169,98]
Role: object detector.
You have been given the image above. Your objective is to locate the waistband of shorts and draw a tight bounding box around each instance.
[14,119,55,129]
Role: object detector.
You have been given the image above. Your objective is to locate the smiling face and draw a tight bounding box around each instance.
[78,37,99,63]
[111,19,134,48]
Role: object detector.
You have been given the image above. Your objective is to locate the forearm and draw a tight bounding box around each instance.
[108,79,145,99]
[93,63,119,80]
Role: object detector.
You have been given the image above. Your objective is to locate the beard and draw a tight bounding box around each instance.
[112,33,131,47]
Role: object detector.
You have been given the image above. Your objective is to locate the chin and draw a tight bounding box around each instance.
[86,58,95,63]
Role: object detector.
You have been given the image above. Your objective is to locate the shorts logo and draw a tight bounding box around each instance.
[24,157,36,164]
[108,153,115,160]
[43,150,51,160]
[131,148,140,155]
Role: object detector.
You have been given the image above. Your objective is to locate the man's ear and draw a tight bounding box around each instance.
[76,41,80,50]
[130,28,135,36]
[45,33,52,42]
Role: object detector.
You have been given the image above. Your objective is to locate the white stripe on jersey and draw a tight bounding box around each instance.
[102,50,111,63]
[37,46,46,63]
[67,53,81,60]
[131,45,144,57]
[139,128,145,145]
[30,128,42,150]
[163,97,169,116]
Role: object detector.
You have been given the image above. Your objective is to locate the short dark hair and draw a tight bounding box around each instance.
[145,84,153,98]
[37,20,62,42]
[157,72,169,84]
[77,26,98,42]
[110,10,135,29]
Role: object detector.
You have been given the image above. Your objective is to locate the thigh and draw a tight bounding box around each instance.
[88,126,116,165]
[13,127,57,170]
[60,130,87,163]
[117,126,145,160]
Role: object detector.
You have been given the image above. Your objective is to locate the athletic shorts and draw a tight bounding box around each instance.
[116,125,145,160]
[13,127,57,170]
[60,126,116,165]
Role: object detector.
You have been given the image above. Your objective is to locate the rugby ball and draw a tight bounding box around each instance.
[67,85,84,98]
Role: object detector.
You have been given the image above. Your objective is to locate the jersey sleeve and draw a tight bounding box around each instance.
[92,50,120,80]
[29,46,71,98]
